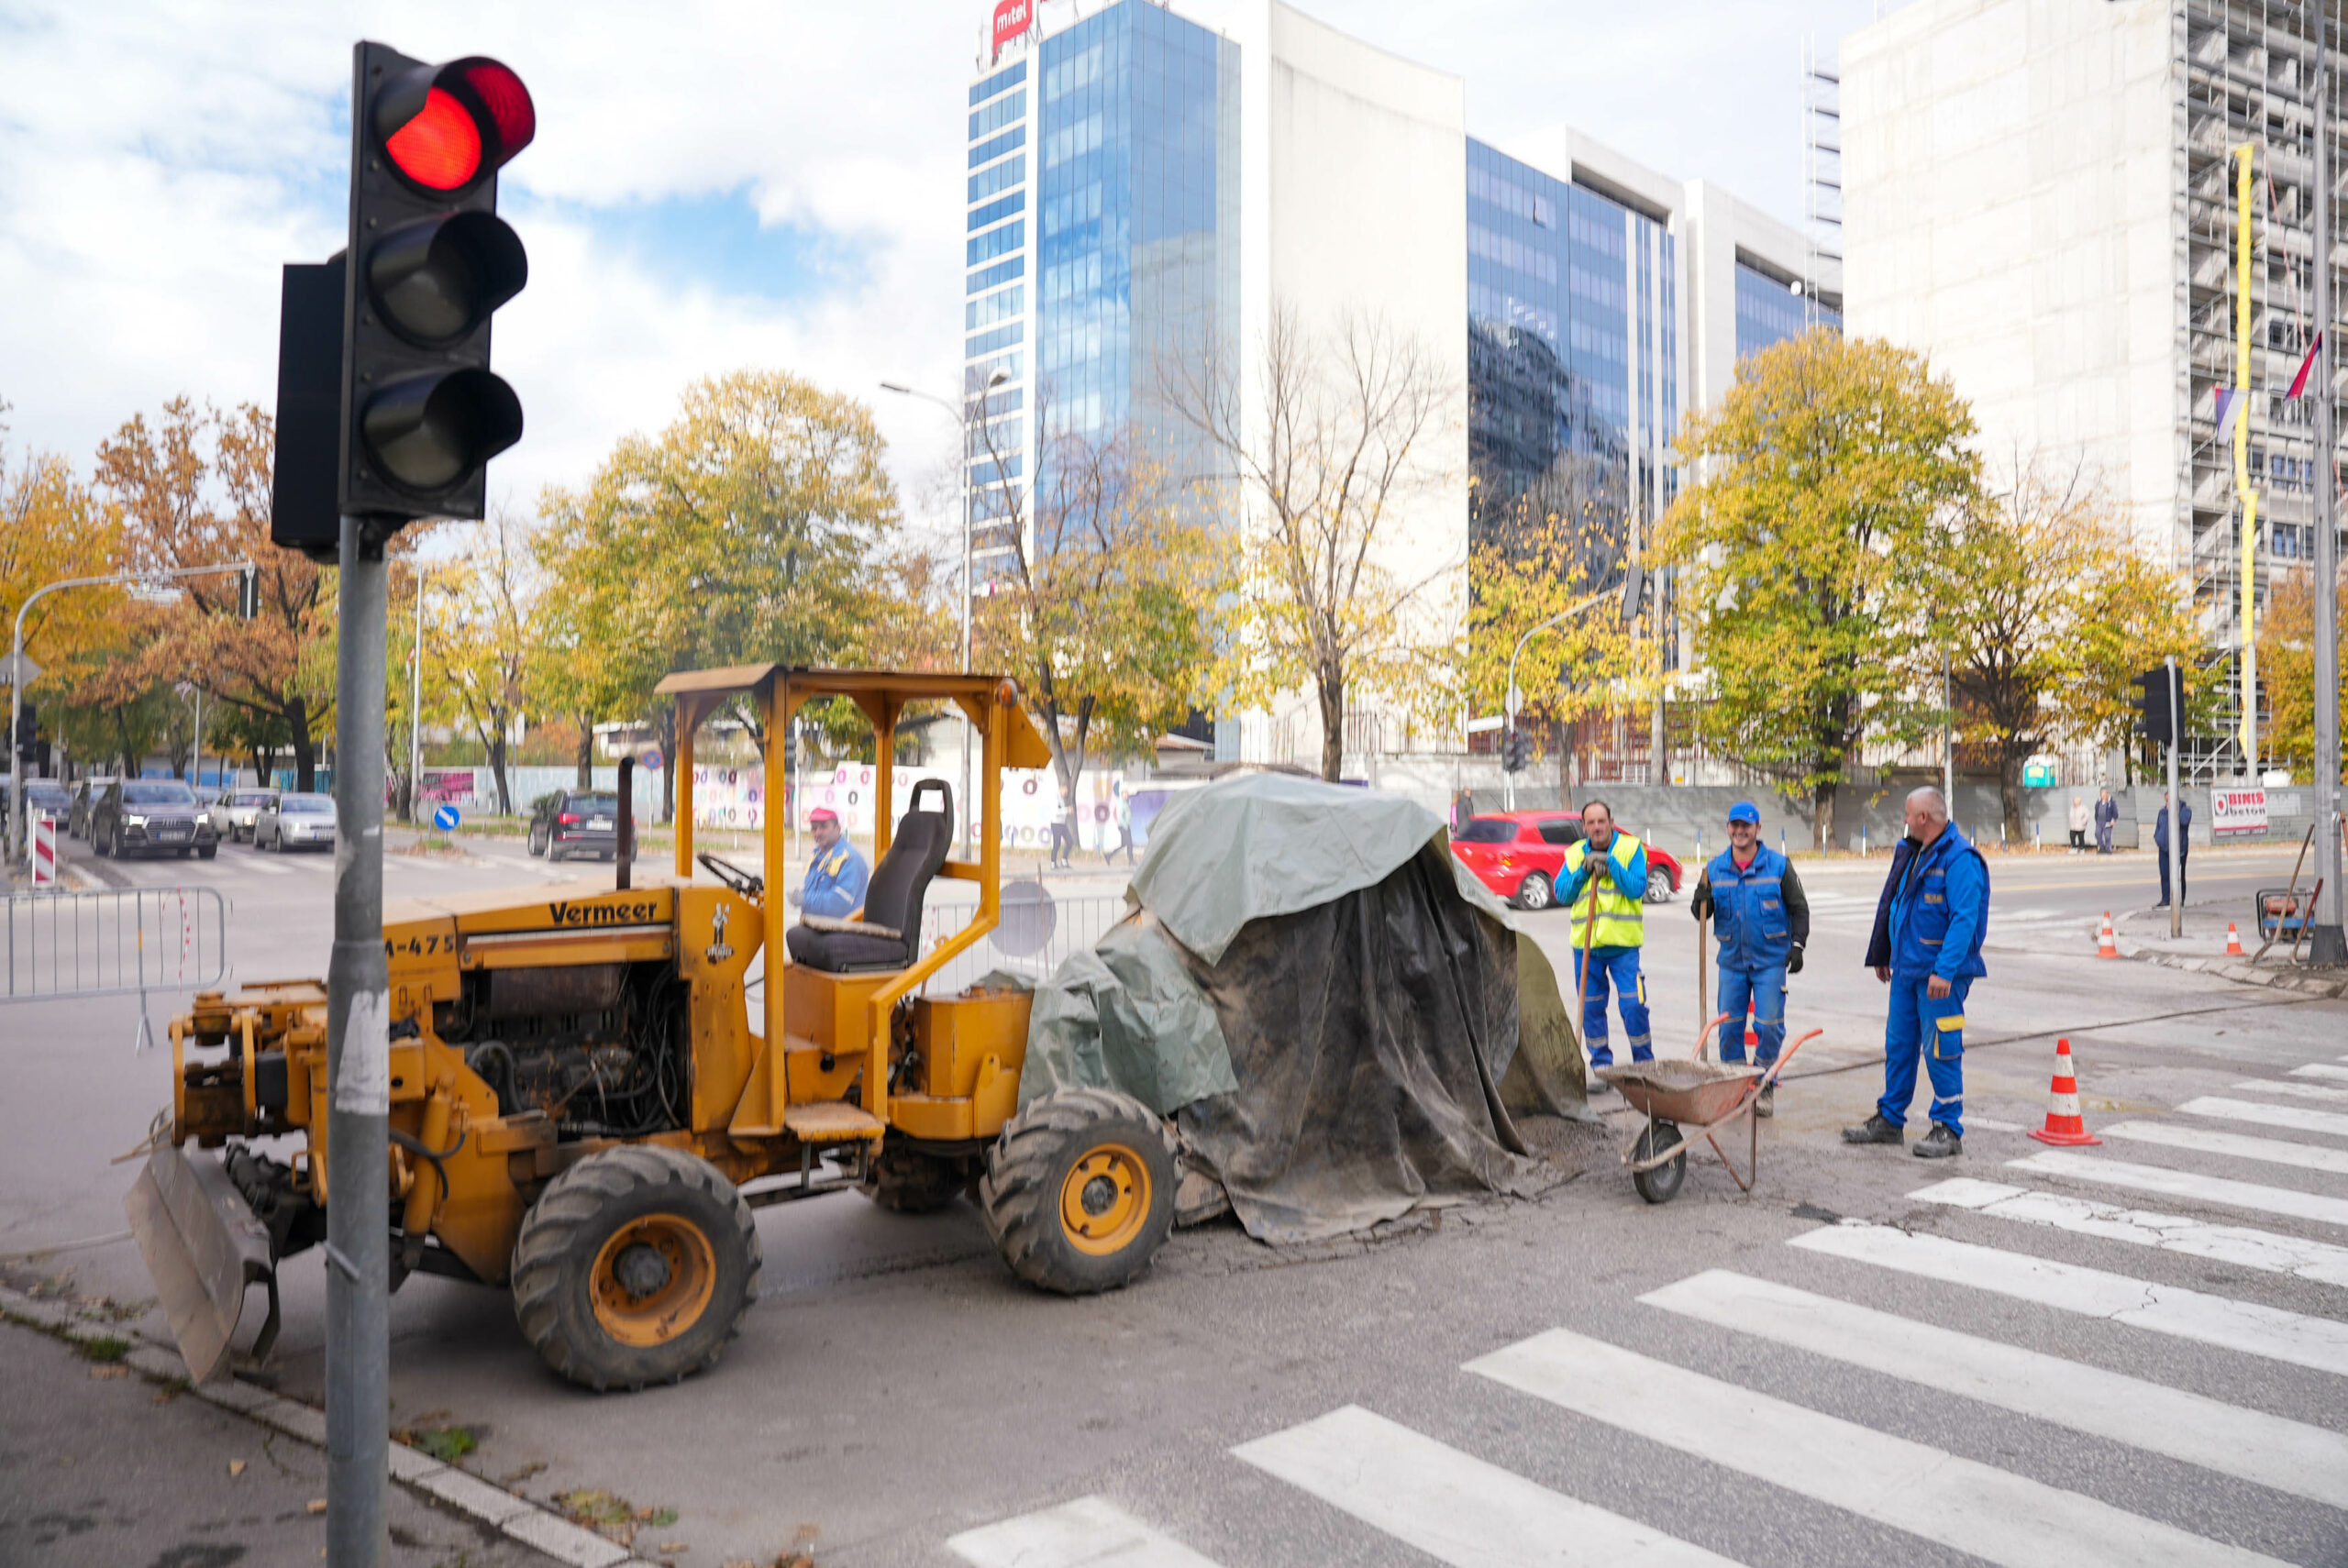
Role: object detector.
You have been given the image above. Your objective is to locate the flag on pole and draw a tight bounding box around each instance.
[2212,385,2239,430]
[2288,330,2325,398]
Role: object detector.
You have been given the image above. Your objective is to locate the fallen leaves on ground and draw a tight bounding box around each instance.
[228,1460,247,1478]
[553,1488,678,1546]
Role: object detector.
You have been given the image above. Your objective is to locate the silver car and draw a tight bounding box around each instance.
[255,791,338,852]
[214,787,281,843]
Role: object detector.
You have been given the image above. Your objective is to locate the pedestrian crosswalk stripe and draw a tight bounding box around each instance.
[1640,1269,2348,1513]
[1467,1326,2288,1568]
[2289,1064,2348,1082]
[2101,1119,2348,1177]
[239,858,292,877]
[2232,1077,2348,1104]
[2009,1150,2348,1231]
[1789,1222,2348,1377]
[947,1496,1227,1568]
[1233,1405,1744,1568]
[1913,1177,2348,1287]
[2178,1096,2348,1141]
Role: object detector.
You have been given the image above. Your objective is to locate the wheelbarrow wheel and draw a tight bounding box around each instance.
[1633,1121,1687,1204]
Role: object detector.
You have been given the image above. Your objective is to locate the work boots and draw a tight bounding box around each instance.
[1912,1123,1963,1159]
[1755,1084,1776,1119]
[1840,1113,1902,1145]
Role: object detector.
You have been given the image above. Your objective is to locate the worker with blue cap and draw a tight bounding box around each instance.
[1689,800,1809,1117]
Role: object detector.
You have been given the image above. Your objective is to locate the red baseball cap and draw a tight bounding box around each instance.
[808,807,839,824]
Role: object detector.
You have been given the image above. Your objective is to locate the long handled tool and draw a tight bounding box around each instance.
[1697,909,1710,1057]
[1578,855,1600,1052]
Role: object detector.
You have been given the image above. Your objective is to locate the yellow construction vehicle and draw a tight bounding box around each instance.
[129,667,1178,1391]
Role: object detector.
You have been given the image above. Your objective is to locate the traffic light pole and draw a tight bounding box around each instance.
[324,516,391,1566]
[2167,655,2183,942]
[8,560,253,865]
[2311,26,2345,966]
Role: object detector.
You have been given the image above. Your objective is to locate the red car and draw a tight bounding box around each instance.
[1449,810,1684,911]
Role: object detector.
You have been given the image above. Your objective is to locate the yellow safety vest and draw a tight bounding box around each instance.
[1562,834,1645,949]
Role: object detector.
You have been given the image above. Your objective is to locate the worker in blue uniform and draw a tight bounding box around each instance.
[793,805,869,919]
[1689,801,1809,1118]
[1557,799,1653,1068]
[1845,785,1988,1159]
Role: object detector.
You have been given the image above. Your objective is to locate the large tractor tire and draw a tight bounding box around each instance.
[859,1136,971,1214]
[979,1088,1176,1296]
[510,1144,760,1392]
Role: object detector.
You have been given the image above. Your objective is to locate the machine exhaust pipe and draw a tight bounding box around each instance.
[616,756,634,890]
[123,1143,279,1383]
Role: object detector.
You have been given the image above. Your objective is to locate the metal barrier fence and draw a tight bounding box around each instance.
[3,887,228,1005]
[916,889,1132,996]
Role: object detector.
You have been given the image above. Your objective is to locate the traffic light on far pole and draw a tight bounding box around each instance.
[1501,727,1531,773]
[341,42,533,525]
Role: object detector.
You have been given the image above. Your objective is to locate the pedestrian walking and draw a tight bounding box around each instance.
[2154,791,2192,908]
[1844,785,1988,1159]
[2093,786,2119,855]
[1049,788,1076,869]
[1689,801,1809,1117]
[1104,784,1135,867]
[1557,800,1653,1068]
[2067,792,2089,853]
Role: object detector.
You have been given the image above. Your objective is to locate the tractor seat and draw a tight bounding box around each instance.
[785,779,954,974]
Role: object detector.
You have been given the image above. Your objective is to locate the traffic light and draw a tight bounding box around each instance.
[13,704,34,750]
[1501,727,1531,773]
[785,725,801,775]
[2134,665,2185,745]
[339,43,533,525]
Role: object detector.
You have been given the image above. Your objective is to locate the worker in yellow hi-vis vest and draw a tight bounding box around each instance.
[1556,798,1652,1067]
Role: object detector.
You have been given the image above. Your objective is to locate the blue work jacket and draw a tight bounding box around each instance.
[801,840,869,920]
[1866,823,1988,980]
[1705,844,1793,972]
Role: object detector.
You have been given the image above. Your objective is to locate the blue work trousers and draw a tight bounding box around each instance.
[1578,945,1653,1067]
[1879,972,1969,1136]
[1715,965,1786,1068]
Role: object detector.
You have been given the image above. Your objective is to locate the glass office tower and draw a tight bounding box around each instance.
[964,0,1238,580]
[1735,259,1838,359]
[1465,139,1676,566]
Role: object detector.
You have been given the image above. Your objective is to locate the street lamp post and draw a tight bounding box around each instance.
[881,370,1007,851]
[2310,26,2344,966]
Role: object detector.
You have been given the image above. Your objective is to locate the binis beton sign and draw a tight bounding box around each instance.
[992,0,1034,60]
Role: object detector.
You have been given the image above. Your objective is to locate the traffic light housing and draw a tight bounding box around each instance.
[339,43,532,525]
[2134,665,2185,746]
[1501,727,1531,773]
[13,704,35,750]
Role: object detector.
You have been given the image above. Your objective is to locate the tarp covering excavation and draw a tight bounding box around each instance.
[1020,773,1583,1243]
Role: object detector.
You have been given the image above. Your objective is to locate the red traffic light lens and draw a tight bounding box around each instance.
[460,61,536,157]
[384,86,482,191]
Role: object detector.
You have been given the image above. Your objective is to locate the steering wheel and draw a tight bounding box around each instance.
[697,851,764,897]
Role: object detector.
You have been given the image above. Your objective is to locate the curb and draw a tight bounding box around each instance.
[0,1284,651,1568]
[2124,947,2348,999]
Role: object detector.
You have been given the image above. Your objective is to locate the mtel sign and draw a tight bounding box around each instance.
[993,0,1034,58]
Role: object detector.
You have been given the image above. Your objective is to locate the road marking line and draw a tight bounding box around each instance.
[2010,1150,2348,1230]
[1914,1177,2348,1286]
[238,858,293,877]
[2289,1064,2348,1082]
[1468,1326,2287,1568]
[2232,1078,2348,1103]
[1964,1116,2028,1132]
[1789,1222,2348,1376]
[1640,1269,2348,1513]
[2100,1119,2348,1176]
[2179,1096,2348,1140]
[1233,1405,1743,1568]
[947,1496,1227,1568]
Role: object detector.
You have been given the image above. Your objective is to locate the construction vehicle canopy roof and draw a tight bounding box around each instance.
[652,663,1052,882]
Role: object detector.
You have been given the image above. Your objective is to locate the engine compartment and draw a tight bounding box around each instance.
[432,960,691,1139]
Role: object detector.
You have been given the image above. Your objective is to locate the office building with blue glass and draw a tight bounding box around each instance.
[965,0,1833,766]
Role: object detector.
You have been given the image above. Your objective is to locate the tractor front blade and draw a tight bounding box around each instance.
[124,1143,279,1383]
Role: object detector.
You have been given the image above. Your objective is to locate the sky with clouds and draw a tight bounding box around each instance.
[0,0,1896,540]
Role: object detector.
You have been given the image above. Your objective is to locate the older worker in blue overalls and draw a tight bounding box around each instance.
[792,806,869,919]
[1845,785,1988,1160]
[1557,799,1653,1068]
[1690,801,1810,1118]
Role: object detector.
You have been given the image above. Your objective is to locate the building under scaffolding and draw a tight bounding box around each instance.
[1843,0,2346,783]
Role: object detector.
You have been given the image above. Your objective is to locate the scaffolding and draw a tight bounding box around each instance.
[1801,38,1844,329]
[2180,0,2343,782]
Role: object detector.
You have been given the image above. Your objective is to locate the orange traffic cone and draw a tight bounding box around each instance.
[2226,922,2243,957]
[2096,911,2120,959]
[2027,1038,2103,1146]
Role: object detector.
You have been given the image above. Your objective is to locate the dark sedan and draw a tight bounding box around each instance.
[92,778,218,860]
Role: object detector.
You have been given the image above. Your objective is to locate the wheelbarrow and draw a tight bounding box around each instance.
[1594,1016,1821,1204]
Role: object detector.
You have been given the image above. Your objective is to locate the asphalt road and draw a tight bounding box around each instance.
[5,826,2344,1567]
